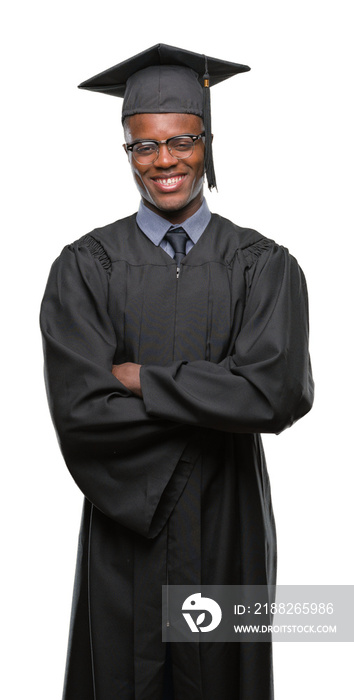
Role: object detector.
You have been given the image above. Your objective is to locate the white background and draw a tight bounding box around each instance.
[1,0,353,697]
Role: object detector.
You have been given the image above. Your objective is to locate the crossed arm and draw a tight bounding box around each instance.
[42,237,314,440]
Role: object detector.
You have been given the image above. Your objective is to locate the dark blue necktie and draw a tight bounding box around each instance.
[164,226,189,268]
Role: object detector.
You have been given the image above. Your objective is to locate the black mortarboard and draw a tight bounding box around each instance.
[78,44,250,190]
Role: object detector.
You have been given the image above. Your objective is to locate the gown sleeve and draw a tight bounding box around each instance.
[140,242,314,434]
[40,238,197,538]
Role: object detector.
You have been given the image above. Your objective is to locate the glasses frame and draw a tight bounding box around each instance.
[123,132,205,164]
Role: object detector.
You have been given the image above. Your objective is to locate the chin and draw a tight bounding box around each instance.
[149,187,203,214]
[152,196,189,212]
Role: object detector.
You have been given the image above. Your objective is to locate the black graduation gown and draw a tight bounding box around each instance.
[40,212,314,700]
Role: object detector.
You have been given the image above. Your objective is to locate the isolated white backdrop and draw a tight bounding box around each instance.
[1,1,353,698]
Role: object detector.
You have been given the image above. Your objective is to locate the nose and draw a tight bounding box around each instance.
[154,143,178,167]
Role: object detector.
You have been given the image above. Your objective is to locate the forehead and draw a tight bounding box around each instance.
[124,113,204,141]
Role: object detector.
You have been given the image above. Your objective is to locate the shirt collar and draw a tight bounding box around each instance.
[136,197,211,246]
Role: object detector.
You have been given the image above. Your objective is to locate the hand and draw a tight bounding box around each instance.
[112,362,142,398]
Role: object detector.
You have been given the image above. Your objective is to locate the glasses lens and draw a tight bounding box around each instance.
[132,142,158,164]
[169,136,194,158]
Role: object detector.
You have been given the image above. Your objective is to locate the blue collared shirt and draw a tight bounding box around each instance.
[136,198,211,259]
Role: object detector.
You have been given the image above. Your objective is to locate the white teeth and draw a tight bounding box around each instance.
[155,176,184,185]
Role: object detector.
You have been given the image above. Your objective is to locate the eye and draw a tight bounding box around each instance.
[133,142,157,156]
[170,137,194,152]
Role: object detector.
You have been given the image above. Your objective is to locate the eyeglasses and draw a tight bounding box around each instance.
[123,132,205,164]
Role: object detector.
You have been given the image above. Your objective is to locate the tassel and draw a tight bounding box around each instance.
[203,56,217,191]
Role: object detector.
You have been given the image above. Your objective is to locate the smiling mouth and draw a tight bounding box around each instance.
[152,174,187,190]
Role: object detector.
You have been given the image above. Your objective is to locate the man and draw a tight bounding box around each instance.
[40,44,314,700]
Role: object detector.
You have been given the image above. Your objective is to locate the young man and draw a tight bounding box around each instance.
[40,44,314,700]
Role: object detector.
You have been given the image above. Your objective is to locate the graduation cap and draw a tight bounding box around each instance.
[78,44,250,190]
